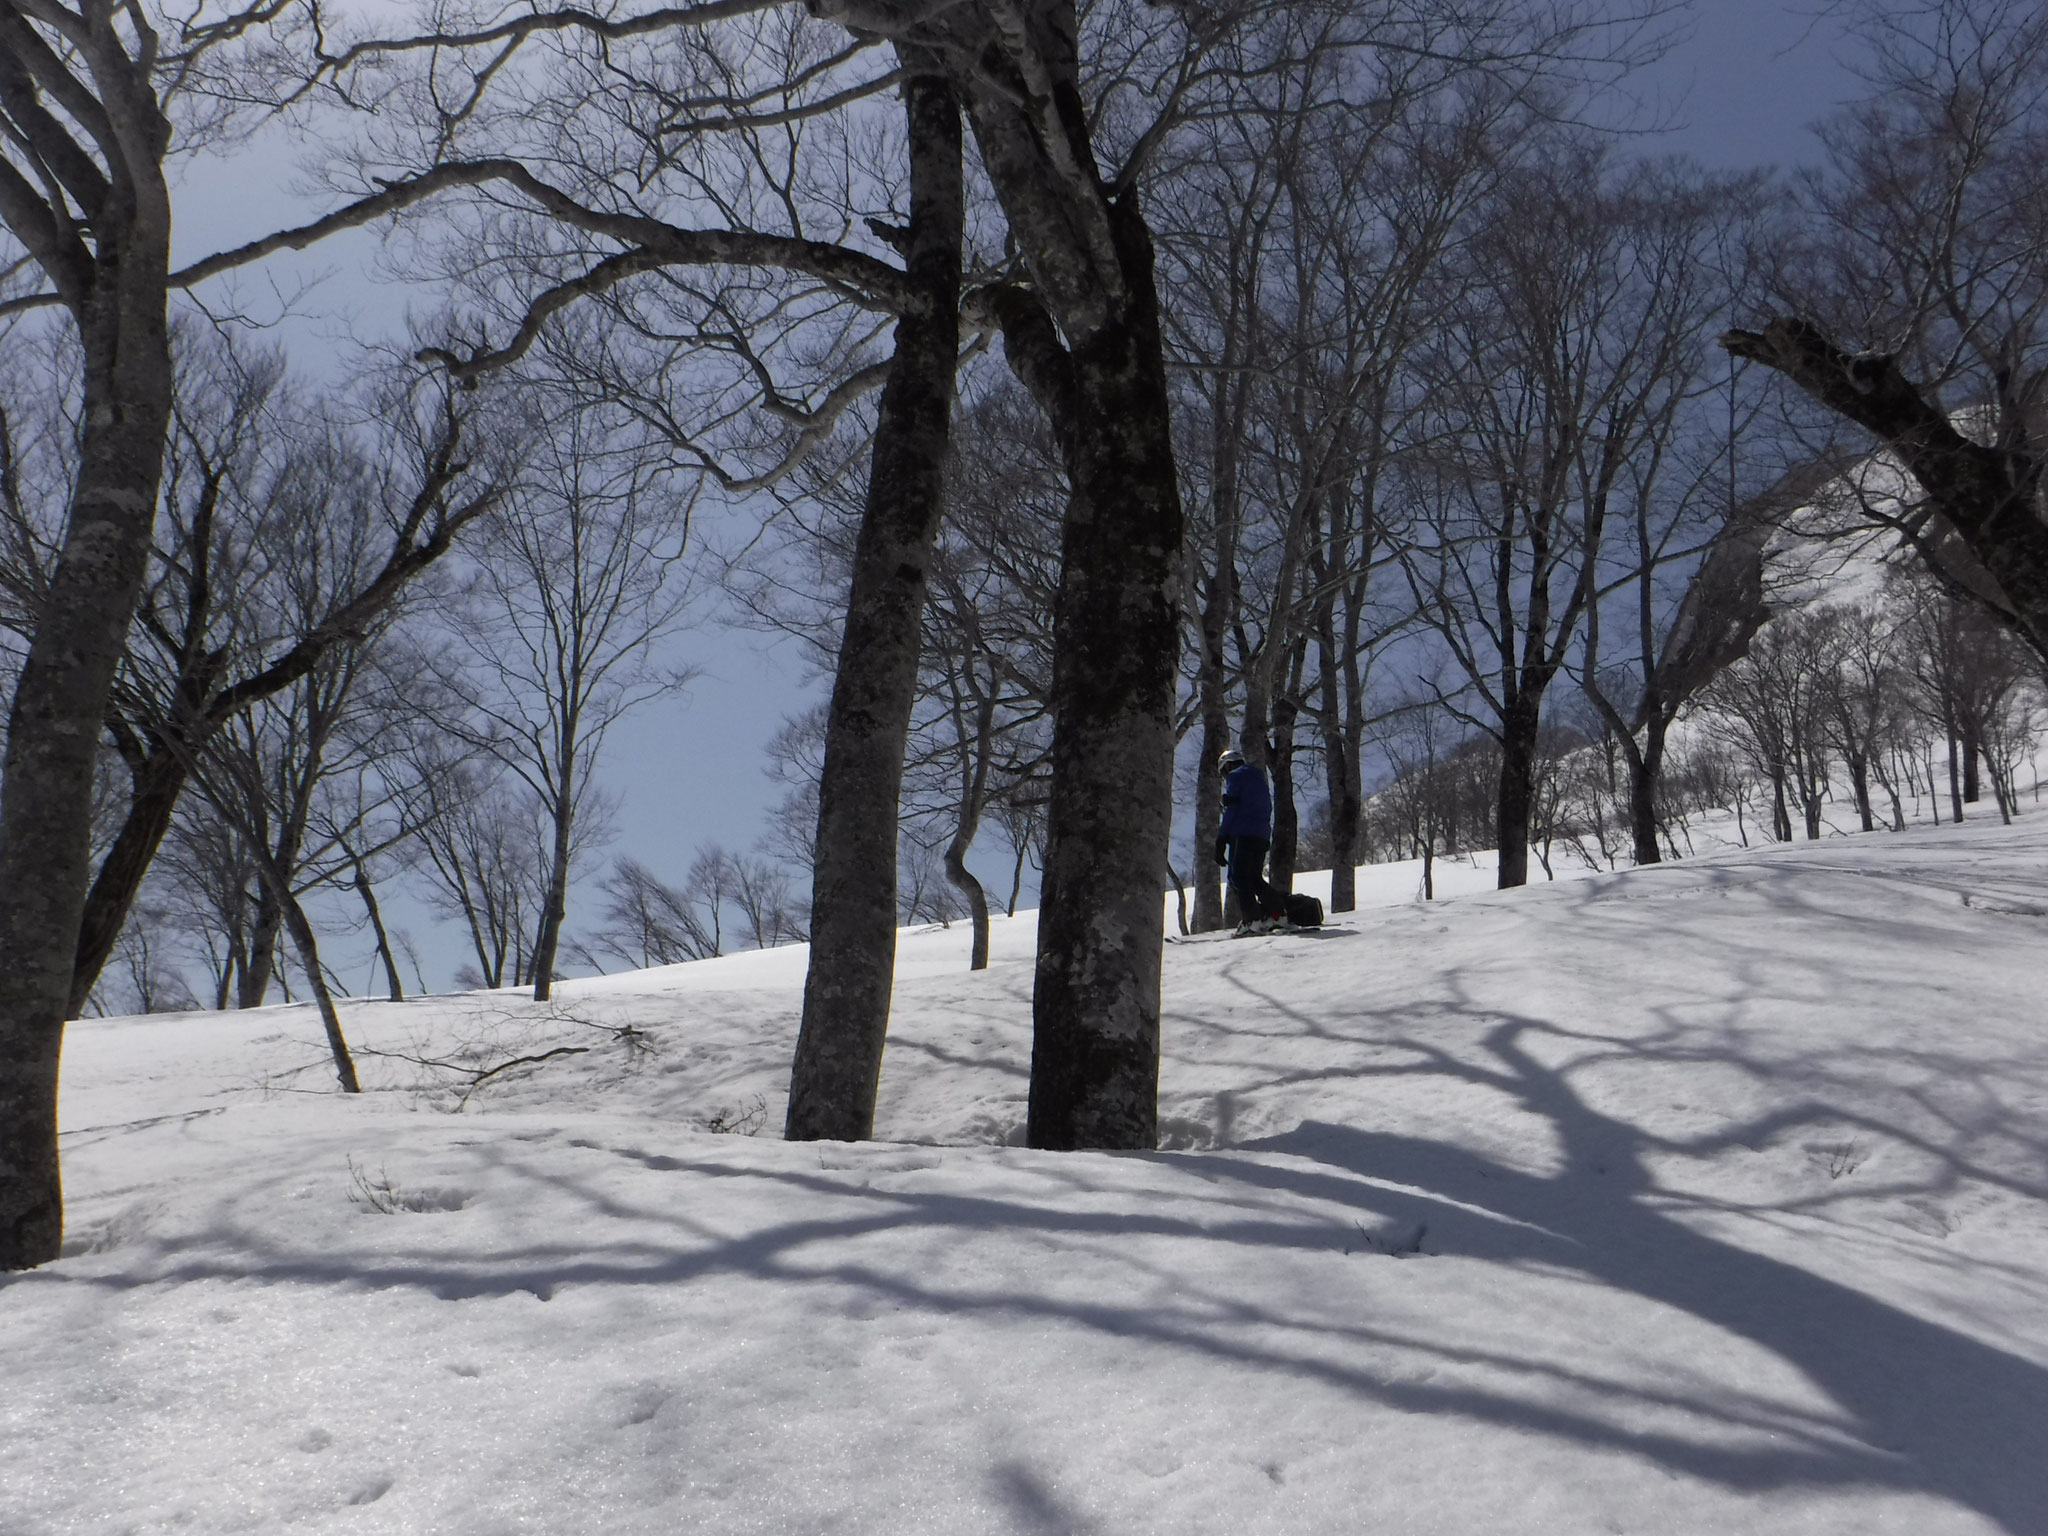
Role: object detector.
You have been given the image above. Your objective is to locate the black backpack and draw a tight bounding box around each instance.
[1284,891,1324,928]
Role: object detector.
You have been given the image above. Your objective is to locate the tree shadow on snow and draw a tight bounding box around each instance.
[26,841,2048,1533]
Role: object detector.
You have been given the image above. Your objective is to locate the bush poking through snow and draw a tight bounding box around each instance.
[1347,1221,1434,1258]
[701,1097,768,1136]
[346,1156,466,1214]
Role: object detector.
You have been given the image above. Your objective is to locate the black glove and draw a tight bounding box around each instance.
[1215,835,1230,868]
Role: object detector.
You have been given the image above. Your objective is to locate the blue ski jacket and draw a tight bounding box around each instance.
[1219,762,1273,839]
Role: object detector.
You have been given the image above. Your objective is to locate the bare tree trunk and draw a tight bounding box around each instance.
[1009,196,1182,1153]
[68,749,188,1017]
[1723,319,2048,670]
[530,754,575,1002]
[1193,700,1231,931]
[943,841,991,971]
[1626,725,1666,868]
[785,65,962,1141]
[240,889,283,1009]
[1269,657,1304,891]
[1191,440,1242,934]
[1316,592,1364,912]
[1848,753,1875,833]
[1006,832,1030,917]
[350,853,405,1002]
[1496,693,1542,887]
[274,886,361,1094]
[0,285,175,1268]
[942,685,998,972]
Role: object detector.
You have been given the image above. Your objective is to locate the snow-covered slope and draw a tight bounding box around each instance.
[6,821,2047,1535]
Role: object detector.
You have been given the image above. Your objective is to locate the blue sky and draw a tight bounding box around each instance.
[161,0,1874,992]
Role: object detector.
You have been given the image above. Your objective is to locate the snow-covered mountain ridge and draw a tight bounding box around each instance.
[6,816,2046,1534]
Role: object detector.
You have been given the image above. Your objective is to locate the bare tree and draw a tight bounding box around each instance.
[1698,610,1841,842]
[901,380,1055,969]
[413,768,549,991]
[439,405,697,1001]
[0,0,556,1268]
[1409,145,1741,884]
[581,852,730,969]
[1721,0,2048,670]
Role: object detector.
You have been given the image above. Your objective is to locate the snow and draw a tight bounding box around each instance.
[7,821,2048,1535]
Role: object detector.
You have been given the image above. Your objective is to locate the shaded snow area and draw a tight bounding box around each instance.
[7,826,2048,1536]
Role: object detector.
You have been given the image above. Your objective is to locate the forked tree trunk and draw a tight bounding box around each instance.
[784,65,962,1142]
[1625,721,1668,868]
[0,256,176,1270]
[69,748,189,1017]
[1013,196,1182,1153]
[240,889,282,1008]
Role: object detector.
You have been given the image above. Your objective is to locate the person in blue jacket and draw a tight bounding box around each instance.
[1215,746,1287,935]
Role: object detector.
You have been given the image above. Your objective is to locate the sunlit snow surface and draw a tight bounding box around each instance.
[8,821,2048,1535]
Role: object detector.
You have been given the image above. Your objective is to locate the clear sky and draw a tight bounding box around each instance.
[160,0,1877,993]
[1635,1,1867,169]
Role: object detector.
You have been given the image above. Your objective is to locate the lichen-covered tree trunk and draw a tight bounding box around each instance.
[784,64,962,1142]
[0,274,175,1270]
[1020,200,1182,1153]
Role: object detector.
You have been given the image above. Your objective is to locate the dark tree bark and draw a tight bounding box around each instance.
[940,680,999,972]
[993,193,1182,1153]
[529,748,576,1001]
[1722,319,2048,669]
[1267,638,1306,892]
[1192,583,1236,931]
[1495,690,1542,887]
[67,393,496,1016]
[71,748,186,1016]
[349,850,405,1002]
[271,877,361,1094]
[0,12,176,1266]
[238,888,282,1008]
[784,62,963,1142]
[1625,725,1668,867]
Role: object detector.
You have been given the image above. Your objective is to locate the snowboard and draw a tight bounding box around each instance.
[1166,921,1339,944]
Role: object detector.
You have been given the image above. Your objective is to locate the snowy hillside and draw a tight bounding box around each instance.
[6,820,2047,1535]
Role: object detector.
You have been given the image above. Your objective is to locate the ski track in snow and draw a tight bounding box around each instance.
[5,820,2048,1535]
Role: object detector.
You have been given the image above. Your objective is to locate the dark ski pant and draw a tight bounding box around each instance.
[1223,836,1285,922]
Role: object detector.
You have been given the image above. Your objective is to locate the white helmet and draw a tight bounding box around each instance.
[1218,747,1246,772]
